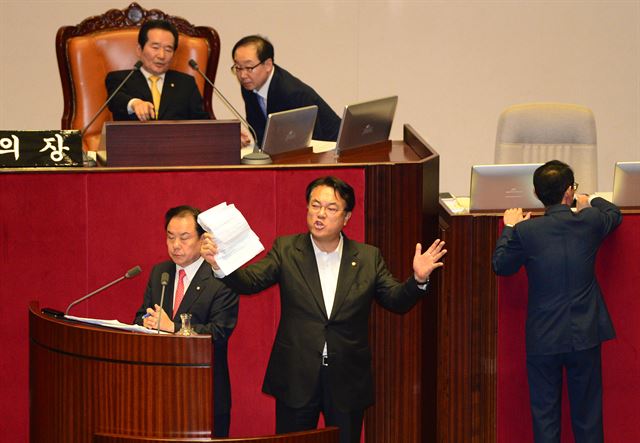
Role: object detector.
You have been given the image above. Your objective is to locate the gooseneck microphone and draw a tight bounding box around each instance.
[188,59,272,165]
[64,265,142,316]
[157,272,170,334]
[81,61,143,137]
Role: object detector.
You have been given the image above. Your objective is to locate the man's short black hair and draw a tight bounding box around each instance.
[164,206,204,236]
[138,19,179,50]
[232,35,274,63]
[305,176,355,213]
[533,160,575,207]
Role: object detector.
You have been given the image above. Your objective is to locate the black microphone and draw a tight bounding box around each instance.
[64,265,142,316]
[156,272,170,334]
[188,59,272,165]
[81,61,143,137]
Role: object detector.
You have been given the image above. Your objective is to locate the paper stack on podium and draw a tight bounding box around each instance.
[197,202,265,275]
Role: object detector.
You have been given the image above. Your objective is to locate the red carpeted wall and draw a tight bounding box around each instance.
[0,168,365,440]
[497,215,640,442]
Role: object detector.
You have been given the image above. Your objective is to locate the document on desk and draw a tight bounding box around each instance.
[197,202,265,275]
[64,315,169,334]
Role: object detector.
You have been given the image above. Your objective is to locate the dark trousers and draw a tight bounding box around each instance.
[275,365,364,443]
[526,345,604,443]
[214,412,230,437]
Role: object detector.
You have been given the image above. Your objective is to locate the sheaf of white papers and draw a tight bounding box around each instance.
[64,315,170,334]
[197,202,264,275]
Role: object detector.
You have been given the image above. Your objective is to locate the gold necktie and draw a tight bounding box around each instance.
[149,75,161,119]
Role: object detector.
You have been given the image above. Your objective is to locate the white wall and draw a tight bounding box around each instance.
[1,0,638,194]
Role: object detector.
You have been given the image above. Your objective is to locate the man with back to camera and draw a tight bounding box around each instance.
[492,160,622,443]
[200,176,447,443]
[231,35,341,147]
[133,205,238,437]
[106,19,209,122]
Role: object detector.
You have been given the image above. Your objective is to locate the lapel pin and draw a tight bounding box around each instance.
[171,83,175,87]
[351,261,357,267]
[196,286,201,291]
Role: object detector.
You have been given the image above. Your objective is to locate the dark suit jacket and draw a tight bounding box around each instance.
[492,197,622,355]
[106,69,209,121]
[223,233,426,411]
[241,65,341,146]
[134,260,238,414]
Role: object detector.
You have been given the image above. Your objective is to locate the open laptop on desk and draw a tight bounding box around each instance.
[469,163,544,212]
[335,96,398,153]
[260,105,318,155]
[612,161,640,206]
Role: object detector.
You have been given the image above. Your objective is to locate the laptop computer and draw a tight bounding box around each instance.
[335,96,398,153]
[612,161,640,206]
[260,105,318,155]
[469,163,544,212]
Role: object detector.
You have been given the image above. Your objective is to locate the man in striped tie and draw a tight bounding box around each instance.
[133,205,238,437]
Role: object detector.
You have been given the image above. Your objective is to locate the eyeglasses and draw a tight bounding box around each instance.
[572,182,579,191]
[230,61,263,75]
[308,202,343,217]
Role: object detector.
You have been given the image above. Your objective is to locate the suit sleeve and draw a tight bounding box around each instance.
[189,282,239,340]
[105,71,138,121]
[492,226,526,276]
[591,197,623,237]
[373,247,426,313]
[222,239,282,294]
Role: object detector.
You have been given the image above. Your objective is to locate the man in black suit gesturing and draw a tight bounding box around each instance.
[106,20,209,122]
[231,35,341,147]
[134,205,238,437]
[493,160,622,443]
[200,176,446,443]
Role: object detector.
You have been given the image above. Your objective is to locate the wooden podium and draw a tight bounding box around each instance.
[100,120,241,166]
[29,302,214,442]
[29,302,339,443]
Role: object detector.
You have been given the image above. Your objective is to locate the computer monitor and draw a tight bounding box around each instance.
[261,105,318,155]
[612,161,640,207]
[335,96,398,153]
[469,163,544,212]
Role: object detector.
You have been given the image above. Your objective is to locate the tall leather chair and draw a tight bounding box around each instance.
[56,2,220,151]
[495,102,598,193]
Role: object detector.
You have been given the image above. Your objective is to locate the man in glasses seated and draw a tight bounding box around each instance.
[231,35,341,147]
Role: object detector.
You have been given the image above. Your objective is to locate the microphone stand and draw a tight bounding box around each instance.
[188,59,272,165]
[64,265,142,316]
[81,61,143,137]
[157,272,170,334]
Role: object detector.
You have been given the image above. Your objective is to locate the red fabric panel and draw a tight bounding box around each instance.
[0,168,364,440]
[497,215,640,443]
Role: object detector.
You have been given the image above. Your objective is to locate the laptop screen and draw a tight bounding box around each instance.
[261,105,318,155]
[335,96,398,152]
[612,161,640,207]
[469,163,544,212]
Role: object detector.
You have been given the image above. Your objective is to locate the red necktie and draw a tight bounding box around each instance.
[172,269,186,318]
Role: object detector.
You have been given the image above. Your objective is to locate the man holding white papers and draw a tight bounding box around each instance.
[200,177,447,443]
[133,205,238,437]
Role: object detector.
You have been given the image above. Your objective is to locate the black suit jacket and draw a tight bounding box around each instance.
[222,233,426,411]
[241,65,341,146]
[134,260,238,414]
[492,197,622,355]
[106,69,209,121]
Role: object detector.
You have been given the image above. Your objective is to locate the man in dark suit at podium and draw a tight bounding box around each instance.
[493,160,622,443]
[200,176,447,443]
[106,20,209,122]
[232,35,341,146]
[134,205,238,437]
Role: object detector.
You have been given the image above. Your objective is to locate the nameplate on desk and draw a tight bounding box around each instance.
[0,130,82,167]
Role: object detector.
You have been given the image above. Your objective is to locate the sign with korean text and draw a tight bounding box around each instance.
[0,130,82,167]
